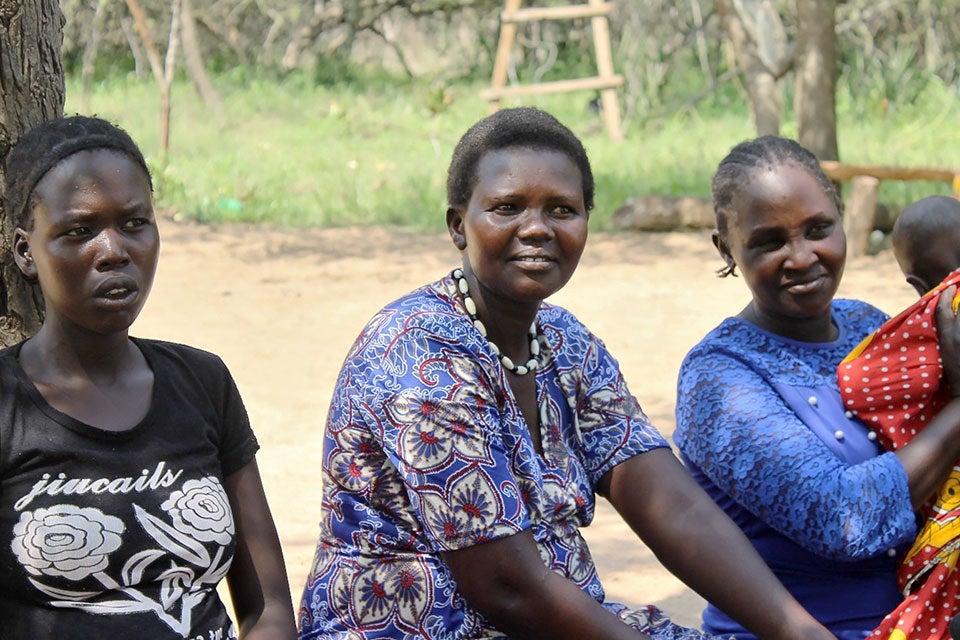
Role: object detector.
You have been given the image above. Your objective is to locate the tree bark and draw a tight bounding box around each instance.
[716,0,789,137]
[843,175,880,258]
[794,0,839,161]
[80,0,110,115]
[180,0,224,122]
[0,0,66,346]
[123,0,180,156]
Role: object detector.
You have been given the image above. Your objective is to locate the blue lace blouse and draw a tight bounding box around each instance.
[675,299,917,639]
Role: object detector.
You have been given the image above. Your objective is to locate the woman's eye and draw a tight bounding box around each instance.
[123,217,149,229]
[493,203,521,214]
[749,236,783,251]
[64,227,91,237]
[808,223,833,238]
[550,205,577,218]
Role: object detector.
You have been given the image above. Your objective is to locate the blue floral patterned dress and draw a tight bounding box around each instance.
[675,299,918,640]
[298,274,720,640]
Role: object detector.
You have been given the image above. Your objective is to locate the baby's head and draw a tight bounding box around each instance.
[891,195,960,296]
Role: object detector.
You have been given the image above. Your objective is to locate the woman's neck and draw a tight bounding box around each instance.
[463,272,539,361]
[21,323,137,384]
[739,302,838,343]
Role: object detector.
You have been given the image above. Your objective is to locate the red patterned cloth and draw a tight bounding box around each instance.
[839,269,960,640]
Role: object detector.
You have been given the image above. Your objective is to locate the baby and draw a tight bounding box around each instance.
[839,195,960,640]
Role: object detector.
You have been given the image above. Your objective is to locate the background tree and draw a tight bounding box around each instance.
[715,0,791,136]
[795,0,838,161]
[0,1,66,346]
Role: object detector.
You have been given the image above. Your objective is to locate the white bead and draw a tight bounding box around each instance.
[527,359,538,371]
[808,395,818,406]
[514,365,528,375]
[867,431,878,441]
[844,410,853,419]
[501,355,515,370]
[887,548,897,557]
[530,339,540,355]
[473,320,487,337]
[489,342,500,355]
[464,296,477,315]
[458,278,470,294]
[453,268,463,279]
[834,430,845,441]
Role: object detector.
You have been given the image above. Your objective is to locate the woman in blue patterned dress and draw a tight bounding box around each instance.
[298,109,836,640]
[674,135,960,639]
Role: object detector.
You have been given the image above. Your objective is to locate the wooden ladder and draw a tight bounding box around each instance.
[483,0,624,142]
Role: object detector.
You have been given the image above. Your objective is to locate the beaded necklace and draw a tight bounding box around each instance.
[452,268,541,375]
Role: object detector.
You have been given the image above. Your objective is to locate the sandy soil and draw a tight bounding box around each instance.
[130,218,917,628]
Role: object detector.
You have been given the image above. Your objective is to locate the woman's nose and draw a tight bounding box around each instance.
[784,239,817,269]
[94,229,130,270]
[517,209,553,240]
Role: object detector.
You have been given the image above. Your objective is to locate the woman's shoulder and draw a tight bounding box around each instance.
[344,275,474,360]
[381,277,455,315]
[832,297,888,330]
[537,301,584,330]
[683,316,748,359]
[131,338,229,375]
[537,303,603,351]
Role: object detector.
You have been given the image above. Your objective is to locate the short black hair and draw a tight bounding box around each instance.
[892,195,960,287]
[446,107,594,211]
[4,115,151,229]
[712,135,840,276]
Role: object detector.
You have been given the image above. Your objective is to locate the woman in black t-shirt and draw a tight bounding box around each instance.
[0,115,296,639]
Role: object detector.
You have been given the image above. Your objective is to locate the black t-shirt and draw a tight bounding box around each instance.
[0,338,259,639]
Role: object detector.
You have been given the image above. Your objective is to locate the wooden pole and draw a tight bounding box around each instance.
[821,161,958,184]
[843,175,880,258]
[588,0,622,141]
[485,1,624,141]
[488,0,523,113]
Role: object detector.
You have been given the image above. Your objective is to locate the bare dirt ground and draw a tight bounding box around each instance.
[131,218,916,628]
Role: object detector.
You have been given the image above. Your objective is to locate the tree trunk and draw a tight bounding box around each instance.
[180,0,224,122]
[0,0,66,346]
[716,0,789,137]
[794,0,839,161]
[123,0,180,157]
[80,0,109,115]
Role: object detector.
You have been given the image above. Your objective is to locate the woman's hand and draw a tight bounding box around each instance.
[936,285,960,397]
[224,459,297,640]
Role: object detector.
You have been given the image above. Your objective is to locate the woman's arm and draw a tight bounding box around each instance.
[224,459,297,640]
[442,531,650,640]
[601,449,834,640]
[676,351,915,559]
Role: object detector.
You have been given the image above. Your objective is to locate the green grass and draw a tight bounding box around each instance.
[64,70,960,231]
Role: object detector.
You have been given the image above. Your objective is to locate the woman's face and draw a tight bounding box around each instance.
[716,163,845,331]
[448,146,588,309]
[14,149,159,336]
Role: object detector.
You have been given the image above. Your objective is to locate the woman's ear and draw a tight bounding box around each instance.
[447,206,467,251]
[13,228,37,280]
[712,229,736,270]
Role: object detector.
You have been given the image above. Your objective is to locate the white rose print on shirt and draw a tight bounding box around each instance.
[10,475,235,638]
[12,505,124,580]
[162,477,233,545]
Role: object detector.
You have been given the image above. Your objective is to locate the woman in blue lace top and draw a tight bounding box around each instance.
[674,136,960,640]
